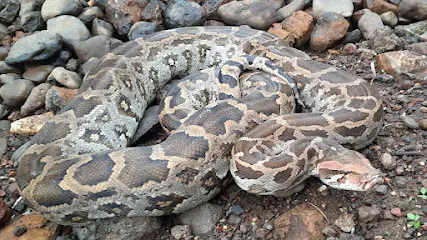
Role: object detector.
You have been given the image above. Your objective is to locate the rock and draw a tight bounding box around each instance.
[10,112,53,135]
[171,225,192,240]
[0,214,58,240]
[380,11,398,27]
[0,0,20,24]
[5,30,62,64]
[358,9,384,39]
[368,26,401,53]
[277,0,307,22]
[419,119,427,130]
[375,184,388,195]
[141,0,166,24]
[165,1,205,28]
[80,57,100,75]
[398,0,427,21]
[20,83,51,116]
[228,214,242,224]
[19,0,44,17]
[0,79,34,107]
[382,209,394,220]
[23,65,55,84]
[394,20,427,40]
[406,42,427,55]
[379,153,397,170]
[178,203,223,235]
[310,12,350,52]
[334,214,355,233]
[45,86,78,113]
[256,228,270,238]
[92,18,114,37]
[73,35,122,63]
[343,43,357,53]
[370,0,398,15]
[322,225,338,237]
[41,0,82,21]
[227,204,245,215]
[93,0,107,11]
[0,23,7,42]
[0,73,20,84]
[272,203,327,240]
[0,104,10,119]
[313,0,354,19]
[218,0,282,30]
[401,115,419,129]
[78,6,105,25]
[0,199,12,224]
[357,206,381,223]
[105,0,149,35]
[21,11,45,32]
[376,50,427,82]
[0,61,21,74]
[47,15,90,46]
[342,29,363,43]
[281,10,314,47]
[47,66,82,89]
[128,21,163,40]
[65,58,79,71]
[390,207,402,217]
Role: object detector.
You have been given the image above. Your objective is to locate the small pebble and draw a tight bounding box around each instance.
[375,185,388,195]
[390,208,402,217]
[13,225,27,236]
[418,119,427,130]
[399,80,412,90]
[401,115,419,129]
[382,210,394,220]
[228,204,244,215]
[170,225,192,240]
[228,214,242,224]
[380,153,397,170]
[255,228,269,238]
[395,166,404,175]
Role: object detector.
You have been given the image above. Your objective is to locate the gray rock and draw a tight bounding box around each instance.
[358,9,384,39]
[165,1,205,28]
[313,0,353,19]
[401,115,419,129]
[47,15,90,46]
[227,204,245,215]
[20,82,51,116]
[171,225,192,240]
[0,61,22,74]
[94,0,106,11]
[0,73,20,84]
[21,11,45,32]
[398,0,427,21]
[73,35,122,63]
[92,18,114,36]
[178,203,223,235]
[277,0,307,22]
[0,104,10,119]
[0,138,7,156]
[23,65,54,83]
[369,26,401,53]
[0,47,9,61]
[0,0,20,24]
[393,176,408,188]
[78,6,105,25]
[0,22,7,40]
[0,79,35,107]
[380,11,398,27]
[41,0,82,21]
[5,30,62,64]
[375,184,388,195]
[18,0,45,17]
[379,153,397,170]
[45,86,76,113]
[228,214,242,224]
[47,66,82,89]
[0,119,11,131]
[65,58,79,71]
[218,0,282,30]
[80,57,100,75]
[128,21,163,40]
[394,20,427,40]
[357,206,381,223]
[11,140,30,162]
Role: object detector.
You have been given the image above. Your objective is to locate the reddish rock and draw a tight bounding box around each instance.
[369,0,398,15]
[282,11,314,47]
[268,23,291,40]
[390,208,402,217]
[406,42,427,55]
[106,0,149,35]
[310,12,350,52]
[272,203,327,240]
[0,215,58,240]
[0,199,12,224]
[376,50,427,82]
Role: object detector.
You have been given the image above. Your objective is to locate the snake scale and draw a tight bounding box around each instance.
[16,26,384,225]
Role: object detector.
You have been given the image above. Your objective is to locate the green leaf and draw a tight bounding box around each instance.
[418,195,427,200]
[407,213,416,220]
[421,187,427,195]
[414,221,421,229]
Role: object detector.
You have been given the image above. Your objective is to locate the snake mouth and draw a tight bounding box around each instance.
[363,175,383,190]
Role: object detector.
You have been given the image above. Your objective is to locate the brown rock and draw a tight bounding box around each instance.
[352,9,367,23]
[419,119,427,130]
[353,0,364,10]
[310,12,350,52]
[358,206,381,223]
[272,203,327,240]
[105,0,149,35]
[406,42,427,55]
[0,215,58,240]
[369,0,398,15]
[10,112,54,135]
[376,50,427,82]
[281,11,314,47]
[0,199,12,224]
[268,23,291,40]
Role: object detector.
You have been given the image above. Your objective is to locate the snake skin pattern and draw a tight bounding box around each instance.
[16,26,384,225]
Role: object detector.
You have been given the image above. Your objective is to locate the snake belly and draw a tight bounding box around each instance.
[16,26,384,224]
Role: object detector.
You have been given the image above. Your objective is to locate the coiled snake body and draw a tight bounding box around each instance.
[16,26,384,224]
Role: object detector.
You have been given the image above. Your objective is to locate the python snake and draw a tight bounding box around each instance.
[16,26,384,224]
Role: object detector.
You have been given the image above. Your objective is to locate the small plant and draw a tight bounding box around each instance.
[418,187,427,200]
[407,213,421,229]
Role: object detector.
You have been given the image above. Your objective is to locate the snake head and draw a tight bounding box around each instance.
[314,150,384,191]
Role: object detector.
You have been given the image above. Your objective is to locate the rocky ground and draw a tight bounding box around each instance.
[0,0,427,239]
